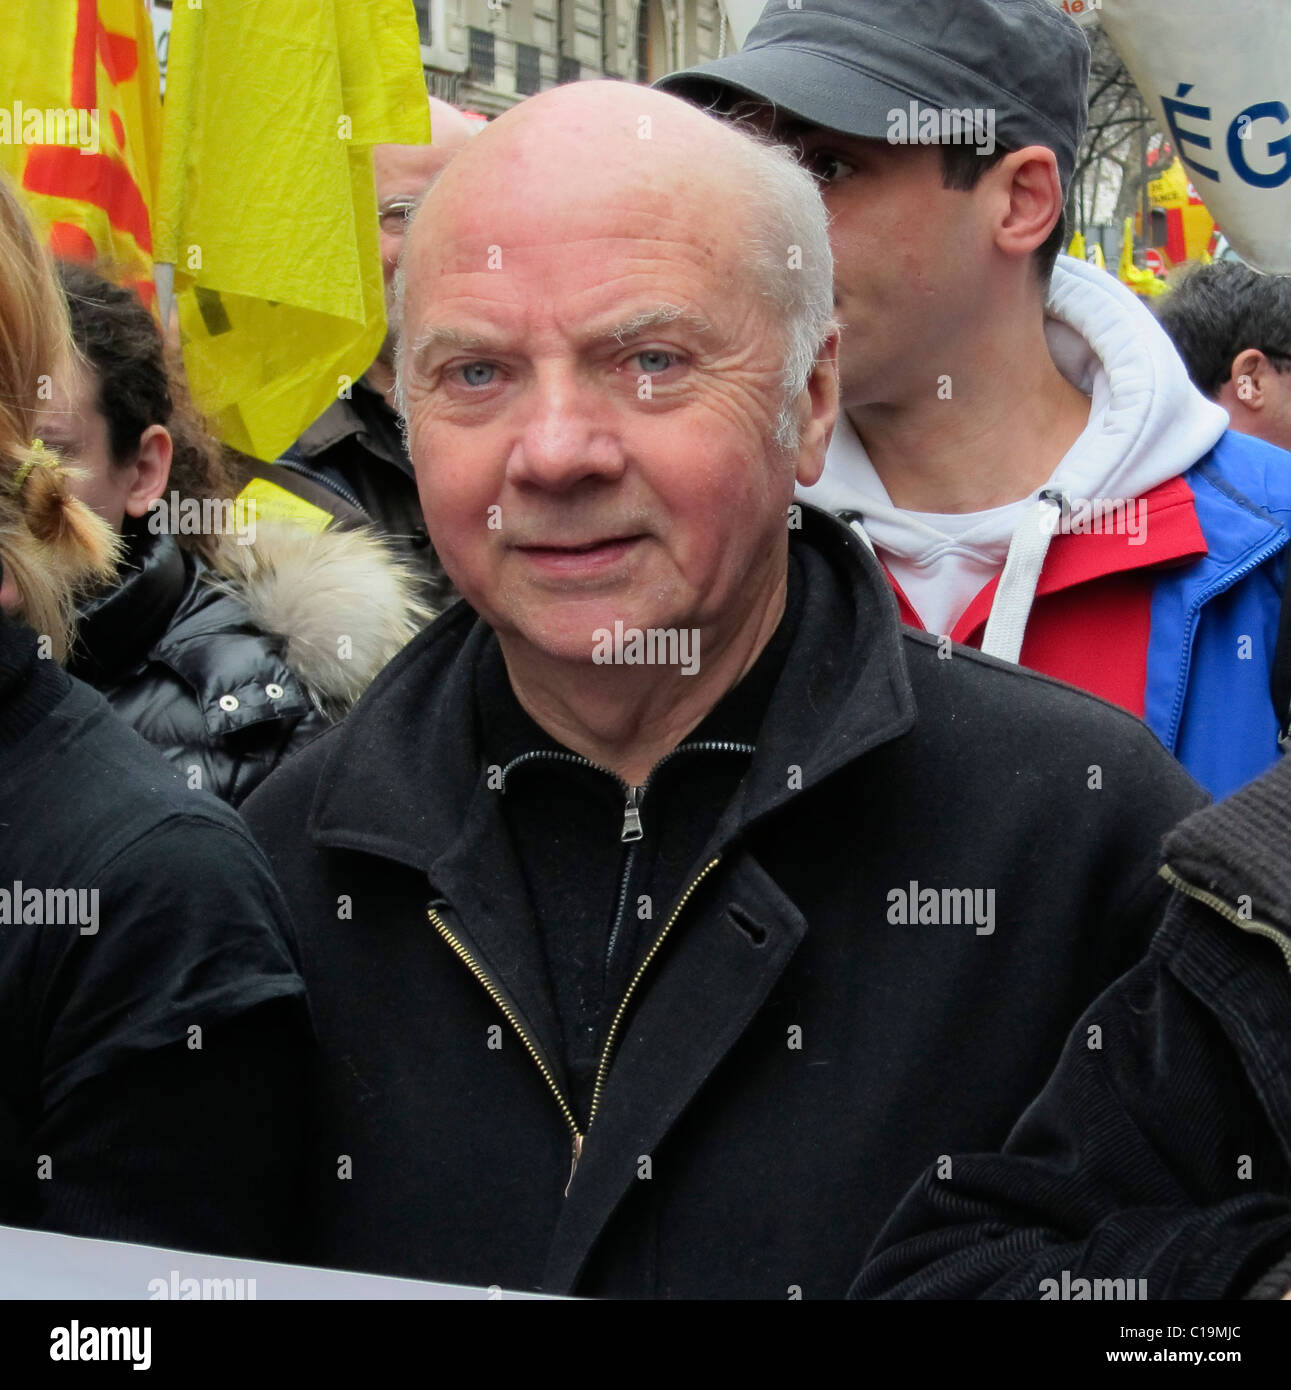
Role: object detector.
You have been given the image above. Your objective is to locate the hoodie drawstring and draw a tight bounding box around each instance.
[979,491,1066,664]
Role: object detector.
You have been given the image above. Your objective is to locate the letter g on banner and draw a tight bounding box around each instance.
[1228,101,1291,188]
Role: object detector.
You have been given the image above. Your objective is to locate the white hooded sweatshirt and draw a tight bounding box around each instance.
[798,255,1230,655]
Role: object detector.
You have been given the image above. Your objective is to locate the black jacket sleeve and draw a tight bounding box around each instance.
[34,1000,309,1261]
[21,811,312,1259]
[850,913,1291,1301]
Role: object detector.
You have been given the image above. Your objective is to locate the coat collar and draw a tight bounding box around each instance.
[305,506,918,874]
[1164,751,1291,939]
[71,524,186,686]
[295,378,410,476]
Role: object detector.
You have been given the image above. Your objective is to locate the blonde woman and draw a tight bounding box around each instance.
[0,175,310,1262]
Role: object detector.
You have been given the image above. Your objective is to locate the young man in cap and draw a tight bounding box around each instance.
[660,0,1291,799]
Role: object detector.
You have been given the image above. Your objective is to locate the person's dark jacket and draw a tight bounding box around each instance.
[242,507,1205,1298]
[851,752,1291,1302]
[272,379,455,609]
[0,608,310,1259]
[69,517,430,805]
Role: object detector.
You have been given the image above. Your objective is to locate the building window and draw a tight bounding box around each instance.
[516,43,541,97]
[468,27,496,86]
[558,55,580,86]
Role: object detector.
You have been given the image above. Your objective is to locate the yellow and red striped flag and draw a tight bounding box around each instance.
[0,0,161,309]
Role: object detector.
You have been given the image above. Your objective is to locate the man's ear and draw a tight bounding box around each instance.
[121,424,174,519]
[1219,348,1272,414]
[794,330,840,489]
[992,146,1064,262]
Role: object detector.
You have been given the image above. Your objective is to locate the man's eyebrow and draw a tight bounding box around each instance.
[406,307,714,365]
[408,325,496,359]
[607,305,713,343]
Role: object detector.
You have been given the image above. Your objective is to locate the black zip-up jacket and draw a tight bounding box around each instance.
[0,610,309,1258]
[851,751,1291,1302]
[241,507,1205,1297]
[273,380,455,609]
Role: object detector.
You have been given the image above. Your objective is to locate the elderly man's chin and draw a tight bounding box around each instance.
[492,600,687,670]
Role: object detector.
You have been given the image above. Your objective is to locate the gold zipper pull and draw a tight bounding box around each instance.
[565,1132,585,1197]
[622,787,643,842]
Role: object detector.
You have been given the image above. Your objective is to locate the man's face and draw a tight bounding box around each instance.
[374,141,464,359]
[754,117,992,409]
[400,184,820,669]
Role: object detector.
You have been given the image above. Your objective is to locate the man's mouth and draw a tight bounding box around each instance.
[514,534,645,575]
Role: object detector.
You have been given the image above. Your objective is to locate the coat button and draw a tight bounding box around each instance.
[265,683,285,699]
[218,694,239,712]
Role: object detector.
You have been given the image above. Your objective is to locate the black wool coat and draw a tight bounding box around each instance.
[242,508,1205,1298]
[853,749,1291,1302]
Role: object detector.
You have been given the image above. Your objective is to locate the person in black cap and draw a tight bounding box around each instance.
[659,0,1291,803]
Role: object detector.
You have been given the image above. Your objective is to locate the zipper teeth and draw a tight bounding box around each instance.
[1165,533,1288,749]
[588,856,722,1128]
[275,457,367,514]
[498,741,757,794]
[426,905,582,1139]
[604,845,637,981]
[499,748,619,788]
[1159,863,1291,973]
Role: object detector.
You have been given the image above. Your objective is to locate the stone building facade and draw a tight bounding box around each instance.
[414,1,735,115]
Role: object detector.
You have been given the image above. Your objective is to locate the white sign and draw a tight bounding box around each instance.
[0,1223,553,1300]
[1052,0,1291,271]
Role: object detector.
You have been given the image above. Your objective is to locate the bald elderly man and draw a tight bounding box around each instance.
[244,82,1204,1298]
[268,96,480,605]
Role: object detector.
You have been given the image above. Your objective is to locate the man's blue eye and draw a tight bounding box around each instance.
[460,362,495,387]
[636,350,674,374]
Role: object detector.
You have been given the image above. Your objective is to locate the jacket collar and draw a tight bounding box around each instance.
[306,505,917,873]
[1163,751,1291,939]
[71,524,186,686]
[295,378,410,475]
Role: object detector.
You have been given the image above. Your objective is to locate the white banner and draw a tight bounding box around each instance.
[1053,0,1291,271]
[0,1223,553,1300]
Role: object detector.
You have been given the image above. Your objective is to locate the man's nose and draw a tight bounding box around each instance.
[506,366,625,492]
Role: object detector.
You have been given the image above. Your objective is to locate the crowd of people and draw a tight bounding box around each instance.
[3,0,1291,1301]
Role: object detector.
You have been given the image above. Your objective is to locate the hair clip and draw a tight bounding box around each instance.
[10,437,57,493]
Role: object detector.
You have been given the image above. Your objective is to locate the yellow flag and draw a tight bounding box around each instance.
[155,0,430,462]
[0,0,161,309]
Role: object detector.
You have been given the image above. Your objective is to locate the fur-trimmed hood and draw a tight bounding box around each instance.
[72,520,435,804]
[206,522,436,719]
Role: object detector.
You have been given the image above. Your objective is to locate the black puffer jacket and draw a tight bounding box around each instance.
[70,519,430,805]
